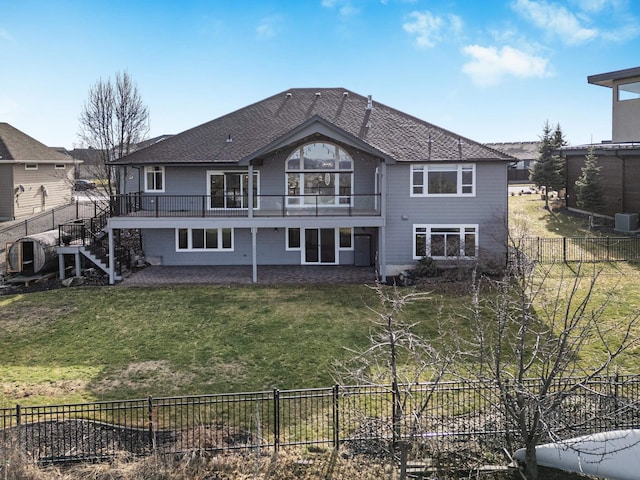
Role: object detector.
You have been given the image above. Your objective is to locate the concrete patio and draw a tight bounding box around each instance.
[119,265,377,286]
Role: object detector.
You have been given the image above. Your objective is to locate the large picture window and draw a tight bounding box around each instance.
[176,228,233,251]
[208,171,258,209]
[411,164,475,196]
[286,142,353,206]
[413,224,477,259]
[145,166,164,192]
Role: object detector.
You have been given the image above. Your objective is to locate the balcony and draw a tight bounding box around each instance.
[110,193,382,218]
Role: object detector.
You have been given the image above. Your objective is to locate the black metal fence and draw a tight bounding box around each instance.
[517,236,640,264]
[2,375,639,464]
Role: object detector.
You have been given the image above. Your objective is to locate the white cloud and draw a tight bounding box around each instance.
[574,0,621,13]
[403,11,462,48]
[461,44,549,87]
[512,0,598,44]
[256,15,282,40]
[321,0,360,18]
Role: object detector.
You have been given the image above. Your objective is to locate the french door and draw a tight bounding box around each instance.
[304,228,336,264]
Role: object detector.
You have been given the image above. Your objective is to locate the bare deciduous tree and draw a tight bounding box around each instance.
[334,282,456,464]
[78,71,150,196]
[464,253,640,480]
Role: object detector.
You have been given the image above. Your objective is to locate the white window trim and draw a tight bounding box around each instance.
[175,227,234,252]
[24,163,38,170]
[413,224,478,260]
[206,170,259,210]
[410,163,476,197]
[286,227,302,251]
[144,166,165,192]
[54,164,66,170]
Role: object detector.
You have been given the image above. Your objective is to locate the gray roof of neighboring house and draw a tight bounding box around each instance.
[588,66,640,88]
[485,141,540,161]
[0,123,73,162]
[113,88,514,166]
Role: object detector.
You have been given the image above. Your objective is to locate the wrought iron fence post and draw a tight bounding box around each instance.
[563,237,567,263]
[15,404,21,426]
[273,389,280,451]
[614,371,620,429]
[333,384,340,450]
[148,396,156,454]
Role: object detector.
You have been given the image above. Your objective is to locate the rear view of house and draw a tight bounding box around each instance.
[0,123,75,221]
[107,88,513,283]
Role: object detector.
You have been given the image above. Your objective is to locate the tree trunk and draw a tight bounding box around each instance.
[525,442,538,480]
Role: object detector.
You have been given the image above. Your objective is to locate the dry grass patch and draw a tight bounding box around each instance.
[92,360,197,395]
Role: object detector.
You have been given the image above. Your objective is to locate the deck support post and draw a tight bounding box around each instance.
[251,227,257,283]
[108,227,115,285]
[58,253,66,280]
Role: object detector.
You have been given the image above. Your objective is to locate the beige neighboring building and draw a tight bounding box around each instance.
[0,123,75,220]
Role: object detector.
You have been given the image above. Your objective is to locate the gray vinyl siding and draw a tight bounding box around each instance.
[142,227,298,266]
[383,162,508,272]
[0,165,14,220]
[142,226,358,266]
[121,145,382,198]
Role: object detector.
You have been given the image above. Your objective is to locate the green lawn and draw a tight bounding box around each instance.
[0,284,455,407]
[1,193,639,408]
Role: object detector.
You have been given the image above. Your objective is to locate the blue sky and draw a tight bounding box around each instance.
[1,0,638,149]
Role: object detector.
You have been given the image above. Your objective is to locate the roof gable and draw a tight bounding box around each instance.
[114,88,514,165]
[0,123,72,162]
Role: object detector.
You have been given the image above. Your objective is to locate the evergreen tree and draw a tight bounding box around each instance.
[530,121,565,209]
[575,146,605,227]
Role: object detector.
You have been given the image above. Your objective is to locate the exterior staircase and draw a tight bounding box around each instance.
[58,206,129,281]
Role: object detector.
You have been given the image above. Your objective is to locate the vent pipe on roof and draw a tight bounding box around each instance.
[286,92,292,98]
[343,91,348,97]
[315,92,321,97]
[367,95,373,110]
[226,134,233,143]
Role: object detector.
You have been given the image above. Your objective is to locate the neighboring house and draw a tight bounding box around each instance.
[0,123,75,221]
[560,67,640,222]
[67,147,104,180]
[485,141,539,183]
[107,88,513,284]
[68,136,173,180]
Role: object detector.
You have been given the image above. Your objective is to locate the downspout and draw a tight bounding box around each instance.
[248,164,257,283]
[379,160,387,283]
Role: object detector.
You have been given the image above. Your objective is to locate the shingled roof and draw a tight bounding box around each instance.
[0,123,73,163]
[114,88,513,166]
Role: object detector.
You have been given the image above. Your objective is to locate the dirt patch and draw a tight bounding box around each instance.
[93,361,195,395]
[2,379,88,403]
[0,302,77,333]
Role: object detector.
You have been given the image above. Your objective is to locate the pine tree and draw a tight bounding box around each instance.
[575,146,605,228]
[529,121,565,209]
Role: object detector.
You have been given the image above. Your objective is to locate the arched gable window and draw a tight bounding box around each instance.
[286,142,353,206]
